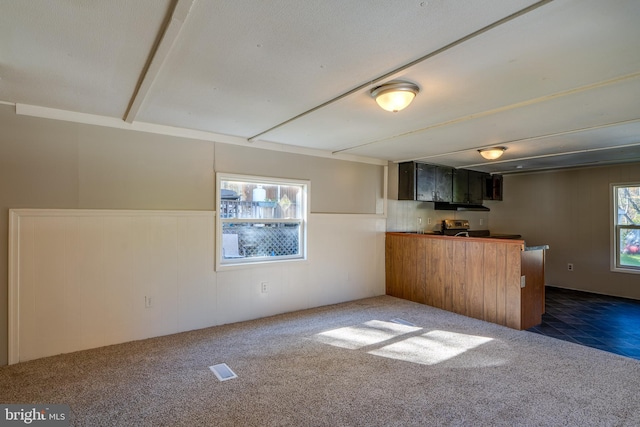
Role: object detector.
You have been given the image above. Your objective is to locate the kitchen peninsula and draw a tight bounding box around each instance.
[385,232,548,330]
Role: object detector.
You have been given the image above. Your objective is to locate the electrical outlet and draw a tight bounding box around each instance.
[479,218,484,226]
[567,263,574,271]
[261,282,269,293]
[417,217,422,225]
[427,218,432,225]
[145,296,153,308]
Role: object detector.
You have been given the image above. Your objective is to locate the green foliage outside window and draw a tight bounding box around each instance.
[615,185,640,270]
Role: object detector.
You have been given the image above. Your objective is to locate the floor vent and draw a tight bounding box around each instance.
[390,318,416,327]
[209,363,238,381]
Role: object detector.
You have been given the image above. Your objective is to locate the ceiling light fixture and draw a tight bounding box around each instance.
[370,81,419,112]
[478,147,506,160]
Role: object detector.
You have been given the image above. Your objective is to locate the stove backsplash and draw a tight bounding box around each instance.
[386,200,490,233]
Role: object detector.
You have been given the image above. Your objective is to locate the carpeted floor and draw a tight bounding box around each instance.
[1,295,639,426]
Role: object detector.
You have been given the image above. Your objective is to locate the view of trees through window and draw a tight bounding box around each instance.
[615,185,640,269]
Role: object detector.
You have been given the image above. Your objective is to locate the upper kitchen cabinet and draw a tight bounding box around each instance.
[453,169,487,204]
[398,162,452,202]
[433,165,453,202]
[484,174,504,201]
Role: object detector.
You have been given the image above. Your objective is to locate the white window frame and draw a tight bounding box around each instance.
[611,182,640,274]
[215,172,309,271]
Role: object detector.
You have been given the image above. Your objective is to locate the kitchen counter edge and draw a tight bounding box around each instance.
[385,232,548,251]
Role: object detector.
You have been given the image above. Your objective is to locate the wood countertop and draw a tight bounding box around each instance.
[385,232,549,251]
[386,231,524,244]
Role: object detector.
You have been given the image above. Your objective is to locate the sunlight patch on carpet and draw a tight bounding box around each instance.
[314,320,421,349]
[390,318,416,326]
[314,320,501,366]
[368,330,493,365]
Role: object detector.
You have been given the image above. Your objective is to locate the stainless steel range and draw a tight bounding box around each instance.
[441,219,471,236]
[441,219,522,239]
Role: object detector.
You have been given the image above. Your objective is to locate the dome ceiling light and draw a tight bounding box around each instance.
[370,81,419,112]
[478,147,507,160]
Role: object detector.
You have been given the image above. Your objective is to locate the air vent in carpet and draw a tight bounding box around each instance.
[209,363,237,381]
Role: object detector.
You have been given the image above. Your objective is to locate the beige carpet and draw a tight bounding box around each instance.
[1,295,639,426]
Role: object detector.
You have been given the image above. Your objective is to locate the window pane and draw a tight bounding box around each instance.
[217,173,308,268]
[222,222,301,260]
[614,184,640,272]
[619,227,640,268]
[221,180,303,219]
[617,186,640,226]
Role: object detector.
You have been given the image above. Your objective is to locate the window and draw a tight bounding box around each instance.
[612,183,640,273]
[216,173,308,269]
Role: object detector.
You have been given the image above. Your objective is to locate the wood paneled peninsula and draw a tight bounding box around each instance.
[385,232,548,330]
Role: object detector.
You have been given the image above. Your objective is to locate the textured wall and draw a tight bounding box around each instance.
[487,164,640,300]
[0,104,386,365]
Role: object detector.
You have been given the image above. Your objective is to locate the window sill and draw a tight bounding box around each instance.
[215,256,308,272]
[611,266,640,275]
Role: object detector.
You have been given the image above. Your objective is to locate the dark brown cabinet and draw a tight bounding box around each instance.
[484,174,503,201]
[433,166,453,202]
[453,169,487,204]
[469,170,486,204]
[399,162,499,204]
[398,162,452,202]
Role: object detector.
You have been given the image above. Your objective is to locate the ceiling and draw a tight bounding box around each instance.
[1,0,640,174]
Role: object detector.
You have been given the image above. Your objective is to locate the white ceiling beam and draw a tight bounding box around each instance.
[123,0,196,123]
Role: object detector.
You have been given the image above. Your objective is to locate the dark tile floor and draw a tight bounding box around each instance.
[528,286,640,360]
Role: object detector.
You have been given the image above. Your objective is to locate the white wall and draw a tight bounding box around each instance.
[10,210,216,363]
[10,209,384,364]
